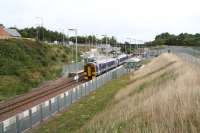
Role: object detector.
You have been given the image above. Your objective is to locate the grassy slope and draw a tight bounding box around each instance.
[79,53,200,133]
[32,53,200,133]
[0,39,75,101]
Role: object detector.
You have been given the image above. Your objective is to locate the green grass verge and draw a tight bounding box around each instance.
[30,75,130,133]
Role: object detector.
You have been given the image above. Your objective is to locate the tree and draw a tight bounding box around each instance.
[18,27,68,43]
[155,32,171,40]
[17,27,124,46]
[149,32,200,46]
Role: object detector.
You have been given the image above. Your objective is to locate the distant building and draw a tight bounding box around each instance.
[5,28,21,38]
[0,25,10,39]
[0,25,21,39]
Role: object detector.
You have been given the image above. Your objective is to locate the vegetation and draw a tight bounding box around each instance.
[14,25,200,47]
[16,27,118,45]
[78,53,200,133]
[0,39,77,101]
[13,26,143,54]
[31,53,200,133]
[30,74,130,133]
[18,27,67,42]
[147,32,200,46]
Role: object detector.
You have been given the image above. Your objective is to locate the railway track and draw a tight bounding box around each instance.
[0,55,134,122]
[0,73,85,121]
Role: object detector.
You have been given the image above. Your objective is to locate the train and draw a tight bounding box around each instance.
[84,54,129,80]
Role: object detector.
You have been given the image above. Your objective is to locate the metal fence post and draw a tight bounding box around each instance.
[91,79,95,91]
[88,82,90,93]
[0,122,3,133]
[70,90,73,104]
[100,76,103,87]
[16,114,20,133]
[49,100,52,117]
[39,104,43,122]
[106,73,108,82]
[80,85,83,97]
[76,87,78,100]
[96,78,98,89]
[103,75,105,84]
[64,93,67,107]
[86,83,89,94]
[106,72,108,81]
[91,80,93,91]
[29,109,32,129]
[78,86,81,98]
[84,83,87,96]
[90,81,92,91]
[57,96,60,112]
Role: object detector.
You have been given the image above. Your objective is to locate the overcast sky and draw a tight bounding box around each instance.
[0,0,200,41]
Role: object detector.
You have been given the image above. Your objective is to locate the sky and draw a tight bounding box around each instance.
[0,0,200,42]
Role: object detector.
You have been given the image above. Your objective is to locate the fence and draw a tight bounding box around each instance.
[62,62,84,76]
[0,66,128,133]
[174,52,200,66]
[164,46,200,66]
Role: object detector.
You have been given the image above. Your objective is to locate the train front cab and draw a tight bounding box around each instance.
[84,63,96,80]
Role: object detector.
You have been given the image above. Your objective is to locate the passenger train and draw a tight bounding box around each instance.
[84,54,129,80]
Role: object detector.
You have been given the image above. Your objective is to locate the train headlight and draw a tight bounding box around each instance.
[74,75,79,81]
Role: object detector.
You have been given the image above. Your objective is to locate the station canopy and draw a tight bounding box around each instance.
[125,57,141,63]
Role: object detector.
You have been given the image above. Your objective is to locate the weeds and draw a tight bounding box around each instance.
[79,53,200,133]
[0,39,76,101]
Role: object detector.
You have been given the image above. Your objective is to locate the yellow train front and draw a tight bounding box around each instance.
[84,63,97,80]
[84,58,119,80]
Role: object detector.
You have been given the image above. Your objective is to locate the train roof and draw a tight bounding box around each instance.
[87,57,116,65]
[96,58,116,63]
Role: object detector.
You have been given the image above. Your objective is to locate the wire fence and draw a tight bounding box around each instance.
[0,66,128,133]
[165,46,200,66]
[174,52,200,66]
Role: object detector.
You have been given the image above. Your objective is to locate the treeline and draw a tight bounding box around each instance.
[148,32,200,46]
[18,27,65,42]
[16,27,117,45]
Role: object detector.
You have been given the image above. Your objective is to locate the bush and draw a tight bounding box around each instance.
[0,39,76,101]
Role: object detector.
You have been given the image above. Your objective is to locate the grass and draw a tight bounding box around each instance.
[30,75,130,133]
[0,39,80,101]
[135,71,176,94]
[77,53,200,133]
[30,53,175,133]
[29,53,200,133]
